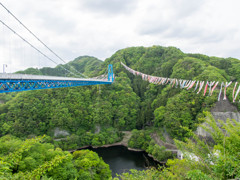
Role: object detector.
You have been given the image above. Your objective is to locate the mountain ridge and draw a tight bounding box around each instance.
[0,45,239,141]
[15,55,103,77]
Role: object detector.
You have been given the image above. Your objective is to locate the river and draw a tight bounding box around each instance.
[85,145,161,177]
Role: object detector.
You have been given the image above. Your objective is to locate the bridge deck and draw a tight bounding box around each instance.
[0,73,112,93]
[0,64,113,93]
[0,73,108,82]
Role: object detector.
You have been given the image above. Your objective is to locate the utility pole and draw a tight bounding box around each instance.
[3,64,7,73]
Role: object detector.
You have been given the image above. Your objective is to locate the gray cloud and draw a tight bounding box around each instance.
[137,21,170,36]
[38,12,77,35]
[227,48,240,59]
[1,0,240,73]
[80,0,138,15]
[136,0,207,37]
[169,0,206,18]
[166,26,201,39]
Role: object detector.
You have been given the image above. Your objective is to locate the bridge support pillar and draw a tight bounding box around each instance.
[108,64,114,82]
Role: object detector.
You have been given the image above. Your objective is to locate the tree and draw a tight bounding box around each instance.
[173,112,240,179]
[73,150,112,180]
[0,135,78,179]
[116,113,240,179]
[153,106,166,127]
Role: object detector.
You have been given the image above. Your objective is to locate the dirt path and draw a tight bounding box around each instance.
[96,131,132,148]
[89,130,145,152]
[120,131,132,146]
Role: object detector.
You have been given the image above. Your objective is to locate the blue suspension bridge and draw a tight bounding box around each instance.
[0,3,114,93]
[0,64,114,93]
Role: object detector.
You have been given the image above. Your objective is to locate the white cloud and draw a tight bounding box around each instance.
[0,0,240,73]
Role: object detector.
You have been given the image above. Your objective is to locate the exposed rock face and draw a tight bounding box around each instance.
[211,99,240,122]
[212,112,240,123]
[151,132,177,150]
[54,127,70,137]
[196,124,211,138]
[94,125,101,134]
[196,99,240,137]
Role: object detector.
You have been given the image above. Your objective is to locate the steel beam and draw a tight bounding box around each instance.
[0,64,114,93]
[0,79,112,93]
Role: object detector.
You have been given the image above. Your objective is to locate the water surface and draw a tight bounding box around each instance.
[86,145,160,177]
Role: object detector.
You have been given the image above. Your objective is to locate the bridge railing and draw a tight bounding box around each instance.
[0,64,114,93]
[0,73,111,82]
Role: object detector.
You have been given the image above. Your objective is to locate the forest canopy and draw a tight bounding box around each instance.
[1,46,240,142]
[1,46,240,179]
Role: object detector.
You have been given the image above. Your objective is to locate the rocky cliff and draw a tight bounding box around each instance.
[196,99,240,137]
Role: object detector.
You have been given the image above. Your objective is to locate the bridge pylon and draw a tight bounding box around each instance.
[108,64,114,82]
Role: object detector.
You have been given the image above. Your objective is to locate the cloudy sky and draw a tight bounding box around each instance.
[0,0,240,73]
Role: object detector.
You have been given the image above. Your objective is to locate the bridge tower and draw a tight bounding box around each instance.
[108,64,114,82]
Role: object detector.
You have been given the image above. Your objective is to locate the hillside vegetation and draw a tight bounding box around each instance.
[1,46,240,143]
[15,56,102,77]
[0,135,111,179]
[1,45,240,179]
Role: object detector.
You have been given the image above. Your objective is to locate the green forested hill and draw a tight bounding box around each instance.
[15,56,103,77]
[1,45,240,179]
[102,46,240,138]
[1,45,240,144]
[0,135,112,179]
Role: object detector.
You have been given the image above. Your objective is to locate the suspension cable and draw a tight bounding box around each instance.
[0,2,87,78]
[0,19,82,77]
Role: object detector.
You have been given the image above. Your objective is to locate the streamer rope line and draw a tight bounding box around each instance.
[218,82,224,101]
[187,81,196,90]
[203,81,209,96]
[194,81,199,91]
[210,81,219,96]
[233,82,238,102]
[234,84,240,103]
[223,81,232,100]
[197,81,205,94]
[121,62,239,102]
[208,81,215,96]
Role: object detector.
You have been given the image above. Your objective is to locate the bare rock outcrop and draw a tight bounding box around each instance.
[196,99,240,138]
[54,127,70,137]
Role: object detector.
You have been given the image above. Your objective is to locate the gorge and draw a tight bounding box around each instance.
[0,46,240,179]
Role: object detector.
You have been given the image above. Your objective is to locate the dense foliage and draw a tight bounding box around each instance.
[105,46,240,138]
[0,63,137,148]
[15,56,102,77]
[53,127,122,150]
[0,135,111,179]
[1,45,240,179]
[2,46,240,141]
[128,129,173,162]
[117,113,240,179]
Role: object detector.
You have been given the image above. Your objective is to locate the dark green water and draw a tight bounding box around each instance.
[86,145,160,177]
